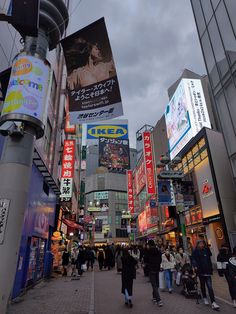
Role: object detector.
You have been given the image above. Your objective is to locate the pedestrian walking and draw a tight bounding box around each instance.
[145,240,163,307]
[76,246,86,276]
[192,240,220,310]
[70,247,78,276]
[228,246,236,307]
[115,245,123,273]
[121,248,137,308]
[175,247,190,285]
[86,247,96,271]
[161,249,176,293]
[105,245,113,270]
[97,246,105,271]
[62,248,70,277]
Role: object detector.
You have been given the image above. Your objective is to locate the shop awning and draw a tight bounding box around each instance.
[62,218,84,231]
[157,227,177,236]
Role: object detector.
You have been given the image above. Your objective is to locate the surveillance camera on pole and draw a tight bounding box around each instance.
[0,1,68,312]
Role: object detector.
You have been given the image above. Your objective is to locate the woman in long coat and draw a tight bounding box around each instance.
[121,248,137,307]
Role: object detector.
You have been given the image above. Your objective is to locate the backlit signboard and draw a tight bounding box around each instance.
[60,140,75,198]
[165,79,211,159]
[143,131,156,195]
[87,120,128,140]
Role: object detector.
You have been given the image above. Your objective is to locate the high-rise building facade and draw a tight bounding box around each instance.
[191,0,236,186]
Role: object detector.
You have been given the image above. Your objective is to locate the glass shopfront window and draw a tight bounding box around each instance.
[192,0,206,37]
[201,0,213,24]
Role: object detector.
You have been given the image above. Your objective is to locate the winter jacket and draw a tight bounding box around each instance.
[175,252,190,270]
[161,253,176,270]
[192,247,213,276]
[228,257,236,283]
[217,249,231,277]
[145,247,162,272]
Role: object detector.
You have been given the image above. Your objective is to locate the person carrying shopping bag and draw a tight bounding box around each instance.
[175,247,190,286]
[161,249,176,293]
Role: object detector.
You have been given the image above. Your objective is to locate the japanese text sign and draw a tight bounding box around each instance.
[143,131,156,195]
[127,170,134,215]
[60,140,75,198]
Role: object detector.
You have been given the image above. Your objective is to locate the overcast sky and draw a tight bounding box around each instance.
[68,0,206,148]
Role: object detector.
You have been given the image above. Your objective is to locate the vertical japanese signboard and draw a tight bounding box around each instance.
[127,170,134,215]
[143,131,156,195]
[60,140,75,198]
[61,18,123,124]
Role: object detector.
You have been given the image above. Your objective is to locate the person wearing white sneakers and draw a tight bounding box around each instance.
[228,247,236,308]
[192,240,220,310]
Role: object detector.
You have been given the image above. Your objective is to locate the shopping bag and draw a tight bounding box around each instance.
[159,271,165,290]
[81,264,87,271]
[176,271,182,286]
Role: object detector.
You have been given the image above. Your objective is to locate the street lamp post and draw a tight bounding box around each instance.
[0,2,68,312]
[157,155,188,251]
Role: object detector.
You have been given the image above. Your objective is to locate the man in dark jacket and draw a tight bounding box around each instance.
[145,240,163,307]
[192,240,219,310]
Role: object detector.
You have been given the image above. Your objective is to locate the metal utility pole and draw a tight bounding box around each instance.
[0,1,68,313]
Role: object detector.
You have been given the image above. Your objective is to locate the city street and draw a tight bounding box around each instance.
[7,264,235,314]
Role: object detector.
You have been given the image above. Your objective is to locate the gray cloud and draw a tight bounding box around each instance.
[69,0,206,148]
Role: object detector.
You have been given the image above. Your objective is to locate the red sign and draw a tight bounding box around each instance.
[146,201,158,229]
[143,131,156,194]
[61,140,75,178]
[134,157,146,195]
[127,170,135,214]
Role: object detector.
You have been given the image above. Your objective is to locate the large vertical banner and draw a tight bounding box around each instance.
[99,137,130,173]
[61,18,123,124]
[143,131,156,195]
[60,140,75,198]
[127,170,134,215]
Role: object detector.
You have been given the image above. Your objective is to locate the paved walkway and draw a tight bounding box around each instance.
[7,266,235,314]
[7,272,93,314]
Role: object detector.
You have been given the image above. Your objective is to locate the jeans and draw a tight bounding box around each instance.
[164,270,173,290]
[199,275,215,303]
[125,289,131,303]
[149,271,161,301]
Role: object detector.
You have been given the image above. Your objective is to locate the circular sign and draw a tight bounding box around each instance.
[53,231,61,238]
[215,227,224,240]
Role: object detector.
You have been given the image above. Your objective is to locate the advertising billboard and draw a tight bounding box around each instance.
[60,140,75,198]
[1,55,50,123]
[143,131,156,195]
[127,170,134,214]
[61,18,123,124]
[158,180,172,205]
[134,157,146,195]
[146,201,158,230]
[65,96,76,134]
[165,79,211,159]
[87,122,128,140]
[138,210,147,233]
[99,137,130,173]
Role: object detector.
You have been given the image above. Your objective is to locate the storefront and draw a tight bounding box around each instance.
[174,128,236,262]
[11,164,57,299]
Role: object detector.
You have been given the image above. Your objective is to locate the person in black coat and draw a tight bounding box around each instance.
[62,248,70,276]
[121,248,137,308]
[145,240,163,307]
[192,240,219,310]
[76,246,86,276]
[217,244,233,299]
[228,247,236,307]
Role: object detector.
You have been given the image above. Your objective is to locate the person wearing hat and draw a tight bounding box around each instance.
[145,240,163,307]
[192,240,220,310]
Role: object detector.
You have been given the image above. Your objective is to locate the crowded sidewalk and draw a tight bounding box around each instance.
[7,264,234,314]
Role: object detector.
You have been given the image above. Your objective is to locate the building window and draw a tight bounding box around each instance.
[115,203,126,211]
[115,212,121,225]
[211,0,221,10]
[44,119,52,157]
[200,0,213,24]
[215,1,236,66]
[115,192,127,201]
[224,0,236,35]
[192,0,206,37]
[201,31,220,88]
[116,229,128,238]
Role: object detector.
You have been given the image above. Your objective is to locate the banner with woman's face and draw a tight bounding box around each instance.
[61,18,123,124]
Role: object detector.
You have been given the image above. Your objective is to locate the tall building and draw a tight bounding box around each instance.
[191,0,236,186]
[0,0,83,298]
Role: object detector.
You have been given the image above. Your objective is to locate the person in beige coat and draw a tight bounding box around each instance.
[161,249,176,293]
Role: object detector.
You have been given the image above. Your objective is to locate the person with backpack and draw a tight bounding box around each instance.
[145,240,163,307]
[86,247,96,271]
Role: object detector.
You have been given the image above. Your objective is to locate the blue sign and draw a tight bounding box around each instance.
[87,124,128,140]
[158,180,172,205]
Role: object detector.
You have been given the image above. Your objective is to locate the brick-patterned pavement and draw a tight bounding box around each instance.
[7,272,93,314]
[6,266,235,314]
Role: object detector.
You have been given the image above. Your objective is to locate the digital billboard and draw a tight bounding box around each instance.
[165,79,211,159]
[61,18,123,124]
[99,137,130,173]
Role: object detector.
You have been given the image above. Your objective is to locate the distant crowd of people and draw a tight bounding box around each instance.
[61,240,236,310]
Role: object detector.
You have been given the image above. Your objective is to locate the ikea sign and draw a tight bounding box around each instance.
[87,124,128,139]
